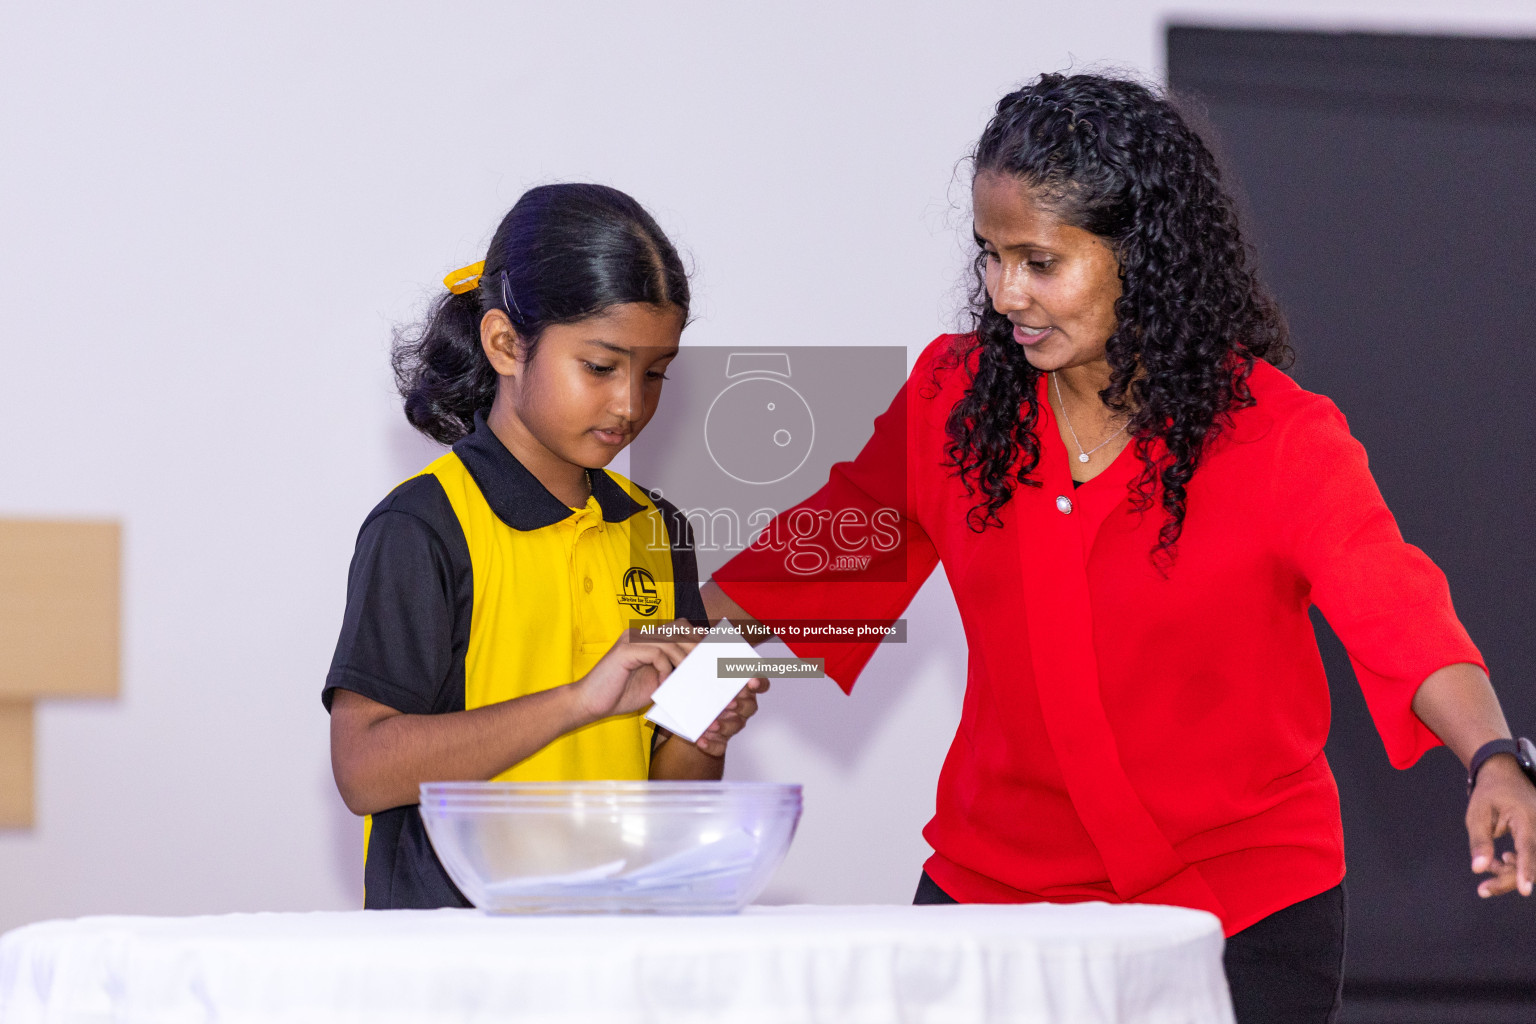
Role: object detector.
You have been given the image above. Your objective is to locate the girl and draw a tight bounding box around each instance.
[324,183,763,909]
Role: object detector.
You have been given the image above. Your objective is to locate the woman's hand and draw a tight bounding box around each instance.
[1408,663,1536,899]
[1468,755,1536,898]
[574,626,697,722]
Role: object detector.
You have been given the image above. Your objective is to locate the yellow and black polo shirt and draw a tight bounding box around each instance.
[324,410,706,909]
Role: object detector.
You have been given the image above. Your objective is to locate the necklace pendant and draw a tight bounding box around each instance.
[1078,453,1090,463]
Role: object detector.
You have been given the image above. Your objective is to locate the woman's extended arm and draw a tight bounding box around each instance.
[1411,663,1536,898]
[700,362,945,694]
[1271,396,1536,899]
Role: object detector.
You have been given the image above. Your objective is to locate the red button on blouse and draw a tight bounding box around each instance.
[713,334,1483,935]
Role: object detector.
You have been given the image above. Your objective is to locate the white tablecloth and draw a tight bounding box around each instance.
[0,903,1234,1024]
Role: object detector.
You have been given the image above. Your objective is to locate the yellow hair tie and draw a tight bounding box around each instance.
[443,260,485,295]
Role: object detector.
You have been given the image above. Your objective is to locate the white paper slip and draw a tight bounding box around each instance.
[644,701,691,738]
[482,860,627,894]
[644,621,760,743]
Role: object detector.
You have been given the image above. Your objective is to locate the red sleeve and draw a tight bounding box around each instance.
[1274,393,1484,768]
[711,345,945,693]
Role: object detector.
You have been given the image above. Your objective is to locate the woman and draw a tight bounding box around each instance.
[701,74,1536,1022]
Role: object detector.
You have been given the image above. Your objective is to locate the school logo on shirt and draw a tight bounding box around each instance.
[618,566,661,616]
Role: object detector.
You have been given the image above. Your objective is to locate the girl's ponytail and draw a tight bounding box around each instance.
[392,285,499,445]
[392,182,689,445]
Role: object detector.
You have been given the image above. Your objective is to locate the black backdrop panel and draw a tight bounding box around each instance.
[1167,25,1536,1001]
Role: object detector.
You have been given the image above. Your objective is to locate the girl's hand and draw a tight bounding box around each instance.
[574,626,697,723]
[693,677,769,758]
[1468,755,1536,898]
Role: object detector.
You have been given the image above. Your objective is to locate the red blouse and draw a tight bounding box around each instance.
[713,334,1483,935]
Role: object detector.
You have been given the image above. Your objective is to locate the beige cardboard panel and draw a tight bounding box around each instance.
[0,701,35,827]
[0,520,120,699]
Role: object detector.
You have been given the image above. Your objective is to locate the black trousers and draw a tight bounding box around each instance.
[914,873,1346,1024]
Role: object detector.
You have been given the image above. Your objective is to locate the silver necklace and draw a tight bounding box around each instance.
[1052,372,1130,464]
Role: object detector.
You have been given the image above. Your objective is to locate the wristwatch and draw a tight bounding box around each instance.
[1466,737,1536,795]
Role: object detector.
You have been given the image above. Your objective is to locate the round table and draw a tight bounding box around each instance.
[0,903,1234,1023]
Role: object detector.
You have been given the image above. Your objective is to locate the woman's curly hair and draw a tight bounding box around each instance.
[943,72,1290,566]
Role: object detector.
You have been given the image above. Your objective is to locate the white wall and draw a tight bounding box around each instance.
[2,0,1533,931]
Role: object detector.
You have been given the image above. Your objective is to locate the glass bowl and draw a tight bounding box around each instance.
[418,781,803,914]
